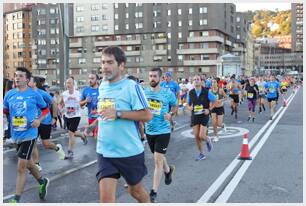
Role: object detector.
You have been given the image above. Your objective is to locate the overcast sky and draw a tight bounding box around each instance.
[235,3,291,12]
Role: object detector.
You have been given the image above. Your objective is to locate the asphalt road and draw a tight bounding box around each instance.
[3,86,303,203]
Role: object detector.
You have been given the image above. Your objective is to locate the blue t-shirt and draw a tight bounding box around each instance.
[265,81,280,98]
[96,78,149,158]
[81,86,99,119]
[3,88,47,143]
[205,79,212,89]
[160,80,180,97]
[37,89,53,125]
[187,88,217,104]
[144,87,178,135]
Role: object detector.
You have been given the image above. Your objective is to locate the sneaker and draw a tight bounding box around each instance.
[56,144,65,160]
[269,116,273,120]
[252,117,255,122]
[235,113,238,119]
[259,107,262,113]
[124,183,128,188]
[206,138,213,152]
[35,162,42,172]
[171,120,177,132]
[38,178,49,200]
[221,123,227,133]
[150,189,157,203]
[247,116,251,122]
[81,133,88,145]
[195,153,206,161]
[164,165,175,185]
[8,198,19,203]
[231,109,234,115]
[65,150,74,159]
[212,136,219,142]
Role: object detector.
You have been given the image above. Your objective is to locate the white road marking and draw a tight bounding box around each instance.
[181,127,250,139]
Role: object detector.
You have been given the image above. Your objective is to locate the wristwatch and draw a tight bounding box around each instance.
[116,111,123,119]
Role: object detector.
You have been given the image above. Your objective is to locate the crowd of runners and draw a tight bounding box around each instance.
[3,46,302,203]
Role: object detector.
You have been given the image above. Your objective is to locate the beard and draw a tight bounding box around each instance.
[150,80,159,88]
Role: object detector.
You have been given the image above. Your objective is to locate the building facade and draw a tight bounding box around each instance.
[4,7,33,79]
[291,3,303,52]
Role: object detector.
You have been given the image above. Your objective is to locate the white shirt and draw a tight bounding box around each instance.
[62,90,82,118]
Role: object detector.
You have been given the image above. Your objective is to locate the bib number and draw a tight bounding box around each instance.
[148,99,162,115]
[247,93,254,98]
[194,105,204,115]
[12,116,27,131]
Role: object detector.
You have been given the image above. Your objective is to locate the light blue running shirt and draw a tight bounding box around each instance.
[96,78,149,158]
[36,89,53,125]
[265,81,280,98]
[144,87,178,135]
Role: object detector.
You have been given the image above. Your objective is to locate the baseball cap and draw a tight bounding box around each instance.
[165,72,172,77]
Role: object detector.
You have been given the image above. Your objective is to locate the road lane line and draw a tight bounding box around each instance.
[197,92,295,203]
[215,88,298,202]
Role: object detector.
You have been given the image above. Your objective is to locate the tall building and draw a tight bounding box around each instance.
[4,7,32,79]
[31,3,73,86]
[292,3,303,52]
[74,3,114,36]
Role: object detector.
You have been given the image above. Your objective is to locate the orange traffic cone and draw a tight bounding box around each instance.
[238,133,252,160]
[283,98,287,107]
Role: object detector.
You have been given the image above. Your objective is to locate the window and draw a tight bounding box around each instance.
[102,25,108,31]
[153,10,161,17]
[178,21,182,27]
[17,23,23,29]
[93,58,101,63]
[50,39,59,45]
[38,59,47,64]
[200,19,208,25]
[38,19,46,25]
[237,34,240,39]
[126,13,129,18]
[50,19,58,24]
[125,3,129,8]
[200,31,209,36]
[102,4,108,9]
[189,20,193,26]
[78,58,86,64]
[91,4,100,10]
[38,29,46,36]
[115,14,118,19]
[76,16,84,22]
[136,57,144,63]
[50,28,56,34]
[167,32,171,39]
[37,9,46,15]
[91,15,99,21]
[236,17,240,22]
[189,8,192,14]
[201,54,209,60]
[126,46,132,51]
[115,25,119,30]
[38,39,46,45]
[168,9,171,16]
[178,9,182,15]
[200,43,208,48]
[200,7,207,13]
[135,23,143,29]
[136,3,142,7]
[38,49,46,55]
[178,32,182,38]
[167,44,171,50]
[178,55,183,62]
[50,8,56,14]
[168,21,171,27]
[76,6,84,12]
[91,25,100,32]
[125,24,129,30]
[189,32,194,37]
[114,3,119,8]
[76,26,84,33]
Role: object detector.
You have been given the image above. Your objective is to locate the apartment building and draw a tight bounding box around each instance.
[292,3,303,52]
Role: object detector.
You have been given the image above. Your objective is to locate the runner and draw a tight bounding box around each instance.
[210,79,227,142]
[29,76,66,172]
[80,74,100,139]
[160,71,180,131]
[59,77,88,159]
[86,46,152,203]
[245,77,259,122]
[265,75,281,120]
[280,77,288,97]
[227,75,242,120]
[256,76,266,114]
[144,67,178,202]
[184,74,216,161]
[4,67,49,203]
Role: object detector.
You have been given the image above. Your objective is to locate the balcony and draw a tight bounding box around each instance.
[154,38,167,44]
[47,64,57,69]
[69,53,83,58]
[126,51,141,56]
[183,59,218,66]
[232,47,245,52]
[32,45,37,49]
[94,52,102,57]
[225,40,233,46]
[154,50,167,55]
[177,48,219,55]
[94,40,141,47]
[187,36,224,43]
[70,41,82,47]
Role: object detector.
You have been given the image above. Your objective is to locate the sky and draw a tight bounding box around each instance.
[235,3,291,12]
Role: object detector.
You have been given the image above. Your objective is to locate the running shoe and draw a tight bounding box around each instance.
[269,116,273,120]
[35,162,42,172]
[247,116,251,122]
[252,117,255,122]
[206,138,213,152]
[150,190,157,203]
[195,153,206,161]
[39,178,49,200]
[65,150,74,159]
[212,136,219,142]
[81,133,88,145]
[56,144,66,160]
[8,198,19,203]
[164,165,175,185]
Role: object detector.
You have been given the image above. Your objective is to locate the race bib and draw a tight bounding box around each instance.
[98,98,116,112]
[194,105,204,115]
[148,99,162,115]
[12,116,27,131]
[66,107,77,116]
[259,86,264,91]
[247,93,254,98]
[269,87,275,93]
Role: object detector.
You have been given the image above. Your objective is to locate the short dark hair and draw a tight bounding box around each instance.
[33,76,44,90]
[16,67,31,80]
[102,46,126,66]
[150,67,163,77]
[127,75,139,83]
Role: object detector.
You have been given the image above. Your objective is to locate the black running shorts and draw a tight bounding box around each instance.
[229,94,239,103]
[211,106,224,116]
[190,114,209,127]
[146,133,171,154]
[66,117,81,132]
[16,139,36,160]
[38,124,52,140]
